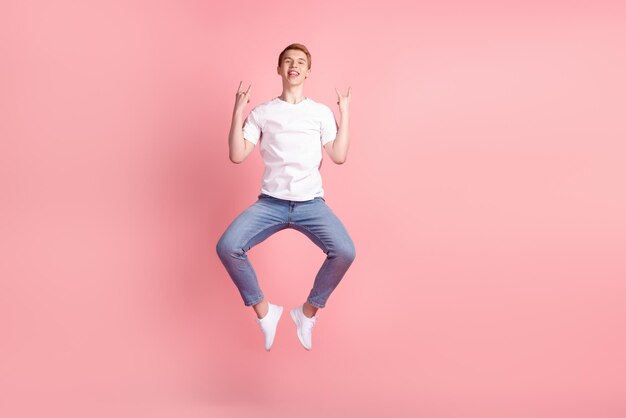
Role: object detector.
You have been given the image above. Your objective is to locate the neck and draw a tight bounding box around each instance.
[279,86,306,104]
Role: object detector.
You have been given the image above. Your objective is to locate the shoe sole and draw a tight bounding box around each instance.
[290,309,311,351]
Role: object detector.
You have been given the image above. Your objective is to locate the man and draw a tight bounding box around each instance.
[216,43,355,351]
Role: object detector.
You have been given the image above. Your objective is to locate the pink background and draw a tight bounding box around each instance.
[2,1,625,417]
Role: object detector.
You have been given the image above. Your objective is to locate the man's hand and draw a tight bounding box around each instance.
[335,86,351,113]
[234,81,252,114]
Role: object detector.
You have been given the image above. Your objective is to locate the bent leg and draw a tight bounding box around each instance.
[290,198,356,309]
[216,197,289,306]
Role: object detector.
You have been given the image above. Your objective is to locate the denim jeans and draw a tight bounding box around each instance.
[216,194,356,309]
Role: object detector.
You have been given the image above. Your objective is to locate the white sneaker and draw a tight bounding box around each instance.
[256,302,283,351]
[290,305,317,350]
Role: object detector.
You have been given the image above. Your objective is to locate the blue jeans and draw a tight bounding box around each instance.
[216,194,356,309]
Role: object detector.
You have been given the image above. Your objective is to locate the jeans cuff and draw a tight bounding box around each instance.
[245,294,264,306]
[307,298,325,309]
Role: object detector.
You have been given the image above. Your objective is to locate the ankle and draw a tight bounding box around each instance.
[253,300,269,319]
[302,302,318,318]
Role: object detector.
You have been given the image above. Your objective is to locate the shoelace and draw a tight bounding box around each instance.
[304,317,316,330]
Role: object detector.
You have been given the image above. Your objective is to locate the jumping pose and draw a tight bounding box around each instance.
[216,43,355,351]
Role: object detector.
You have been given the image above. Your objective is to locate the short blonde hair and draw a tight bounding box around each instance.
[278,43,311,69]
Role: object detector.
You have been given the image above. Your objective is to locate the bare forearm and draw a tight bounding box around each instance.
[228,110,246,163]
[329,87,352,164]
[331,110,350,164]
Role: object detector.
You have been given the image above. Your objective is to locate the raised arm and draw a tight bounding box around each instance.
[324,87,352,164]
[228,81,256,164]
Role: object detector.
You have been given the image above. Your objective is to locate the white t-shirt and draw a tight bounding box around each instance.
[242,97,338,201]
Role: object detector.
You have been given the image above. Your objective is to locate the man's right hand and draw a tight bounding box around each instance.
[234,81,251,114]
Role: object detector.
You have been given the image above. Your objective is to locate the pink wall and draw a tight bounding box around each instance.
[2,1,625,417]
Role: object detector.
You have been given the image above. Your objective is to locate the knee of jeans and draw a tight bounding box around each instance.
[216,235,240,258]
[335,240,356,263]
[215,237,226,257]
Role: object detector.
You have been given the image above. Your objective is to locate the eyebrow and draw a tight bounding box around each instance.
[284,57,307,61]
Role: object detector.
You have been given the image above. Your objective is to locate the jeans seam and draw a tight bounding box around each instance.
[242,222,289,252]
[291,223,329,253]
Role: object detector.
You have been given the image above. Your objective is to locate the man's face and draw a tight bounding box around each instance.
[277,49,310,84]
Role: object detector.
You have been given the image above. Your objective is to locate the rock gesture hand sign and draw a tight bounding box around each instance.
[234,81,252,114]
[335,86,352,113]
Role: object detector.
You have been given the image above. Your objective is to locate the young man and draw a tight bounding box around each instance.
[216,43,355,351]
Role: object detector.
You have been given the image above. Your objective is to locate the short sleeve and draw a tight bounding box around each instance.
[242,108,262,144]
[320,107,337,145]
